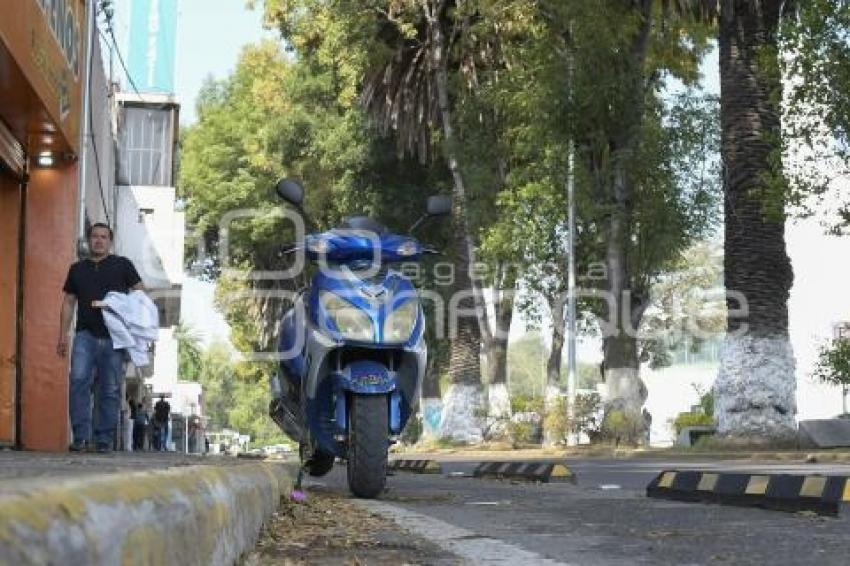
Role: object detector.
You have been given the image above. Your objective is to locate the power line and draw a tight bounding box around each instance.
[84,4,110,226]
[105,23,143,97]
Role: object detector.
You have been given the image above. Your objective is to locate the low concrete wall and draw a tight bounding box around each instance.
[0,461,294,565]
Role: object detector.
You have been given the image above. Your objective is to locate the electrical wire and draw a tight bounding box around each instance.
[105,23,143,97]
[86,12,110,226]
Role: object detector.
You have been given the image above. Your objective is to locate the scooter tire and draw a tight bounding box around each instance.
[347,394,388,498]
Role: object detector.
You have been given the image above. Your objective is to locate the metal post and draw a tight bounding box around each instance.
[77,0,97,252]
[566,144,578,446]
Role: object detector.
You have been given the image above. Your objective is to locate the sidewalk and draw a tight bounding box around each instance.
[0,450,296,566]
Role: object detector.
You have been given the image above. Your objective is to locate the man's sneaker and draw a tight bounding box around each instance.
[69,441,89,452]
[95,443,113,454]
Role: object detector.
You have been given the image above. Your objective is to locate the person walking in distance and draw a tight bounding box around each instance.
[154,395,171,451]
[58,223,144,453]
[133,401,148,450]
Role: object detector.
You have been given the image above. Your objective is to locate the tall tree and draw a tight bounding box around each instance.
[783,0,850,230]
[713,0,797,441]
[542,1,717,442]
[357,0,496,442]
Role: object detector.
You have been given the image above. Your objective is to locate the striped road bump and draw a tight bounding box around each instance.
[647,470,850,516]
[697,473,718,492]
[800,476,827,498]
[390,460,442,474]
[473,461,577,484]
[745,475,769,495]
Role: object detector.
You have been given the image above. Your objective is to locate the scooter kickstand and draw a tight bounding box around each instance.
[295,465,305,491]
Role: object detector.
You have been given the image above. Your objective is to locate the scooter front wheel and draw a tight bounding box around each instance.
[347,393,389,498]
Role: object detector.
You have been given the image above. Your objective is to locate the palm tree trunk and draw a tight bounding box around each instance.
[714,0,796,442]
[425,0,484,443]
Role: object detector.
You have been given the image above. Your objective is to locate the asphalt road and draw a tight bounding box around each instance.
[304,457,850,565]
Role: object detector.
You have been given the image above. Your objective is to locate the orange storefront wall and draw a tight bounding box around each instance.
[19,164,78,451]
[0,0,85,450]
[0,175,21,446]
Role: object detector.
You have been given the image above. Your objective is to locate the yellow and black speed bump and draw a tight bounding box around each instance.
[389,459,442,474]
[647,470,850,516]
[473,461,576,484]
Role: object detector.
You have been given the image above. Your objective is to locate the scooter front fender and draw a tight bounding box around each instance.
[333,361,402,434]
[333,360,396,395]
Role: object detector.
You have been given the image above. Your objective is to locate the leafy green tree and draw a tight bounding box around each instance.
[552,2,718,443]
[198,342,237,431]
[782,0,850,228]
[175,323,203,382]
[639,241,725,369]
[506,332,547,400]
[470,2,718,443]
[812,337,850,415]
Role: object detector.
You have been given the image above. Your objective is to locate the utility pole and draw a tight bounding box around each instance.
[77,0,97,255]
[566,144,578,446]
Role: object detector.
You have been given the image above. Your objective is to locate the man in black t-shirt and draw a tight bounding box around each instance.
[58,223,144,453]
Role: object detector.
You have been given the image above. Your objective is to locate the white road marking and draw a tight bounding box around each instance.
[353,499,571,565]
[598,485,621,490]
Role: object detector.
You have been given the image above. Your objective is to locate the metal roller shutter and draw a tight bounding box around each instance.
[0,118,24,178]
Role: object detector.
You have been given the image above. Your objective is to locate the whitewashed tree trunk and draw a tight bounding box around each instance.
[543,385,565,447]
[419,397,443,443]
[486,382,511,439]
[439,384,485,444]
[716,2,797,443]
[714,335,797,439]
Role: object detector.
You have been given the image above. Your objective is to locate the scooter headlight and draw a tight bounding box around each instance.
[396,240,419,257]
[383,299,419,343]
[320,291,374,341]
[307,237,331,255]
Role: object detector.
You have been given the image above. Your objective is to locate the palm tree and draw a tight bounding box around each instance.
[712,0,797,441]
[362,1,487,443]
[662,0,797,441]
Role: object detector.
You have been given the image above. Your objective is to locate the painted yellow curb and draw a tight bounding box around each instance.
[0,461,294,566]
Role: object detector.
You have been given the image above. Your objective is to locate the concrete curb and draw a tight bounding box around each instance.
[0,461,295,566]
[647,469,850,516]
[473,461,576,484]
[389,459,442,474]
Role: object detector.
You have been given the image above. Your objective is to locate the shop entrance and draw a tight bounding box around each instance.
[0,169,22,447]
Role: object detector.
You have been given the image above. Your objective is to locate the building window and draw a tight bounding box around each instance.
[138,208,154,223]
[117,106,176,186]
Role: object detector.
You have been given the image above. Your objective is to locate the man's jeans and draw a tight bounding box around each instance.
[69,330,125,446]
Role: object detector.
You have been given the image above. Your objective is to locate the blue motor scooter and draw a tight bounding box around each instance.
[269,179,450,498]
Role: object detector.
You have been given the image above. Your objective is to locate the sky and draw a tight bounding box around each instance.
[173,0,276,124]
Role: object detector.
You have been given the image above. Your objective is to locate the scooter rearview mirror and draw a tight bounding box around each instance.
[275,178,305,207]
[426,195,452,216]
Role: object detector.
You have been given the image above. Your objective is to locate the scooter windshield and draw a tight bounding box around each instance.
[305,230,423,263]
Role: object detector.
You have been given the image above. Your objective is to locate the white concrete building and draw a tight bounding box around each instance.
[112,92,203,448]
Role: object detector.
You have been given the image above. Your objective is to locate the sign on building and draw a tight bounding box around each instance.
[127,0,177,93]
